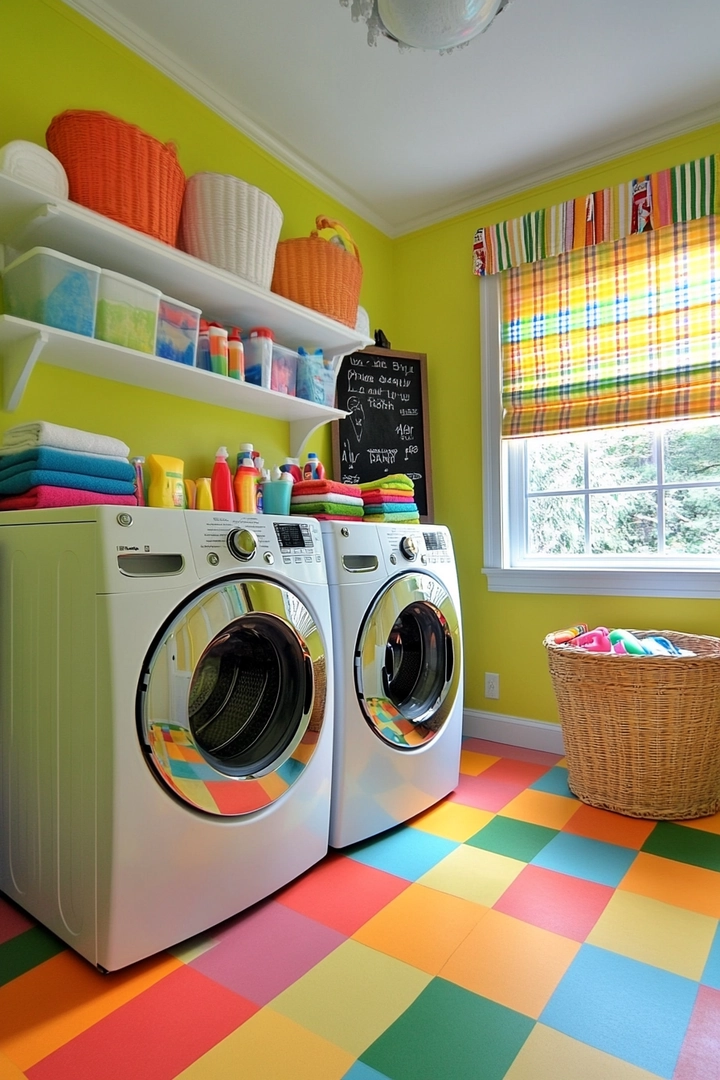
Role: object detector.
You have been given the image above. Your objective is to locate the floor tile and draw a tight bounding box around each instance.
[562,802,656,849]
[352,882,487,974]
[462,739,562,766]
[190,901,345,1006]
[344,826,458,881]
[499,789,581,829]
[0,1051,26,1080]
[408,800,493,841]
[619,852,720,919]
[417,844,525,906]
[529,766,574,798]
[642,821,720,872]
[540,943,699,1078]
[175,1007,354,1080]
[531,831,638,887]
[503,1023,665,1080]
[275,853,409,936]
[439,909,579,1018]
[478,758,552,787]
[702,923,720,990]
[0,898,34,948]
[678,810,720,836]
[586,890,717,979]
[459,750,499,776]
[465,817,557,861]
[494,864,614,941]
[342,1064,390,1080]
[0,927,65,988]
[360,977,533,1080]
[448,774,527,812]
[672,984,720,1080]
[169,929,219,964]
[270,939,430,1057]
[25,965,256,1080]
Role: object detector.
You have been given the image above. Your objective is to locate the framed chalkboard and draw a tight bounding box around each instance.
[331,347,433,522]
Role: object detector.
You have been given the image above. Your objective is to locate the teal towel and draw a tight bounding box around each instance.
[363,502,418,515]
[0,469,136,496]
[0,446,134,482]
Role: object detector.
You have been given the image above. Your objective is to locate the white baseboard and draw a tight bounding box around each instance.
[463,708,565,755]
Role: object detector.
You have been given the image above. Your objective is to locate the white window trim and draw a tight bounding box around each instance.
[479,276,720,599]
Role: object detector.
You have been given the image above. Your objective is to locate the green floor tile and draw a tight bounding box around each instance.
[642,821,720,872]
[360,977,534,1080]
[465,816,558,861]
[0,925,65,987]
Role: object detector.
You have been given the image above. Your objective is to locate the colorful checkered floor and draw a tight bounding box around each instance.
[2,737,720,1079]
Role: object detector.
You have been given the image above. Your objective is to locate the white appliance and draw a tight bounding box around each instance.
[0,506,334,971]
[321,520,463,848]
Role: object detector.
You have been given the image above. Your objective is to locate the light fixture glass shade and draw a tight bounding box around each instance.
[376,0,506,50]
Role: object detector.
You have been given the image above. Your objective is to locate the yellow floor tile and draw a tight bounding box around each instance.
[499,789,580,829]
[409,801,493,841]
[439,909,579,1019]
[504,1023,664,1080]
[586,889,716,979]
[353,882,488,974]
[417,844,525,907]
[460,750,500,776]
[270,939,431,1057]
[176,1008,353,1080]
[619,851,720,919]
[0,1051,26,1080]
[170,930,219,964]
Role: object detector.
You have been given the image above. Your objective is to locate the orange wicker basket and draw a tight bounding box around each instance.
[271,216,362,327]
[46,110,186,246]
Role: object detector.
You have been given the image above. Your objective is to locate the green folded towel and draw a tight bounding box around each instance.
[291,501,364,517]
[358,473,414,492]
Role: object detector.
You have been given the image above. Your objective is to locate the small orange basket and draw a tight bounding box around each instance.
[271,216,362,327]
[46,110,186,246]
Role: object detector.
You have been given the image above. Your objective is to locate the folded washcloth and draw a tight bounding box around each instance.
[0,486,138,510]
[365,512,420,523]
[362,491,416,504]
[0,447,135,483]
[0,421,130,458]
[364,502,419,515]
[290,501,364,518]
[291,479,362,499]
[292,492,363,508]
[0,470,137,497]
[358,474,414,492]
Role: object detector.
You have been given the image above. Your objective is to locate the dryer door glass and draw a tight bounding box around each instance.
[139,579,327,816]
[354,573,461,749]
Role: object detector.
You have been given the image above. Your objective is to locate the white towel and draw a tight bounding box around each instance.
[291,491,364,507]
[1,421,130,459]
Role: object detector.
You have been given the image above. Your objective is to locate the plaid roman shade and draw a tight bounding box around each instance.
[500,214,720,438]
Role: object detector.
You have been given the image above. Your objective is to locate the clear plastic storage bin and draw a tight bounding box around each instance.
[95,268,161,354]
[2,246,100,336]
[156,295,201,366]
[296,349,326,404]
[270,343,298,395]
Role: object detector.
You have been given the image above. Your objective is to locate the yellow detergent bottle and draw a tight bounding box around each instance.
[195,477,213,510]
[147,454,185,508]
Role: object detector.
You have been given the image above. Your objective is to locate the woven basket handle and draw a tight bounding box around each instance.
[311,216,361,262]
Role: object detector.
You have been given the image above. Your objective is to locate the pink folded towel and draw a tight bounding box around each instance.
[0,485,138,511]
[362,491,416,504]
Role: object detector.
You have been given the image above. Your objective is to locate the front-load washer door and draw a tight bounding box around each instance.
[139,578,327,816]
[354,573,461,749]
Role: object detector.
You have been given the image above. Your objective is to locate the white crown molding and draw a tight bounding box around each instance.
[59,0,720,239]
[463,708,565,755]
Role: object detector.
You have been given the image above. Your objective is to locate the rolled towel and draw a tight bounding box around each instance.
[358,474,414,493]
[290,501,364,518]
[292,491,363,508]
[1,421,130,458]
[0,470,137,497]
[0,486,138,510]
[291,479,361,499]
[0,447,135,483]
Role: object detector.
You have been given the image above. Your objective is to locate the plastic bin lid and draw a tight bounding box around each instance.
[2,245,101,275]
[99,266,161,296]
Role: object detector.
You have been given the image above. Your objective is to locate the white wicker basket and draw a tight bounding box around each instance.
[178,172,283,289]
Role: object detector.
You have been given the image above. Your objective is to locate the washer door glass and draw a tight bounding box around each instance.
[355,573,460,749]
[139,578,327,816]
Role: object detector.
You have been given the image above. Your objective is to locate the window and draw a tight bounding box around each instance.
[481,215,720,598]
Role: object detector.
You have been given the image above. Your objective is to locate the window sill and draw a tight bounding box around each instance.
[482,566,720,599]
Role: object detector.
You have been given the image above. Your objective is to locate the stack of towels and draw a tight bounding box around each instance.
[359,473,420,523]
[0,421,138,510]
[290,478,364,521]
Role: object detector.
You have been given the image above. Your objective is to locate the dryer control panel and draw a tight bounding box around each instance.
[383,525,454,569]
[185,512,327,585]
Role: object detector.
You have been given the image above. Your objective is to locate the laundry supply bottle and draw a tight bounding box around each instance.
[254,457,265,512]
[211,446,235,511]
[303,452,325,481]
[195,477,213,510]
[244,327,274,387]
[196,319,211,371]
[280,457,302,483]
[147,454,185,508]
[208,323,229,377]
[234,452,258,513]
[131,456,146,506]
[228,327,245,380]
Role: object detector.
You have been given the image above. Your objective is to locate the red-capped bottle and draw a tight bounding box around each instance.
[211,446,235,512]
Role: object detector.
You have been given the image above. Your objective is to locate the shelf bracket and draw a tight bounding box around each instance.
[2,330,48,411]
[289,416,334,460]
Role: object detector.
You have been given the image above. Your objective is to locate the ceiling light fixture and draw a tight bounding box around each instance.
[341,0,510,52]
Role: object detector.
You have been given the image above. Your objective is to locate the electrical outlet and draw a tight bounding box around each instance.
[484,672,500,700]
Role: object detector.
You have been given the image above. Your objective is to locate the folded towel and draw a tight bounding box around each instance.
[0,447,135,483]
[358,474,414,492]
[0,470,137,497]
[294,512,361,521]
[291,479,362,499]
[362,491,416,504]
[365,512,420,523]
[1,421,130,458]
[0,486,138,510]
[292,492,363,508]
[290,501,364,518]
[364,502,419,515]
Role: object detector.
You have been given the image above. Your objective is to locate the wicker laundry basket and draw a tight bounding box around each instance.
[46,110,185,246]
[178,173,283,289]
[544,629,720,819]
[271,216,362,327]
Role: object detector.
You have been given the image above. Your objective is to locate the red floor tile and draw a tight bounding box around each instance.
[672,985,720,1080]
[480,758,553,786]
[493,863,614,941]
[0,897,34,946]
[449,773,536,812]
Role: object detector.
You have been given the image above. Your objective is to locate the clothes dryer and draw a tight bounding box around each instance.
[0,506,333,970]
[321,520,463,848]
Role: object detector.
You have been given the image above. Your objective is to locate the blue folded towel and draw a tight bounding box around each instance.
[363,502,419,515]
[0,447,134,482]
[0,470,137,496]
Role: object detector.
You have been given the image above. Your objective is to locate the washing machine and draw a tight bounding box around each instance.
[0,506,334,970]
[321,520,463,848]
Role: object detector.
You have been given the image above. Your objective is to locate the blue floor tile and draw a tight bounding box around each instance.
[343,1063,391,1080]
[702,922,720,990]
[529,766,574,798]
[345,825,459,881]
[531,831,637,887]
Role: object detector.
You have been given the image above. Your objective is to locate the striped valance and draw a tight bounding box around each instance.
[473,154,720,276]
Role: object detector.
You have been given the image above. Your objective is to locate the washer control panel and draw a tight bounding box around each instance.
[185,512,326,583]
[383,525,453,568]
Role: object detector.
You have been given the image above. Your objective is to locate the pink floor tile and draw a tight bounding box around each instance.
[449,773,535,812]
[479,758,553,786]
[462,738,563,766]
[0,896,34,946]
[673,984,720,1080]
[494,863,614,941]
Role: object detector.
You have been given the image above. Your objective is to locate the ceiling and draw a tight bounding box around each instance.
[64,0,720,237]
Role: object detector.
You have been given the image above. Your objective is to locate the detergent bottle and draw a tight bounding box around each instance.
[228,327,244,380]
[280,457,302,483]
[303,452,325,481]
[234,452,258,513]
[147,454,185,508]
[195,477,213,510]
[211,447,235,512]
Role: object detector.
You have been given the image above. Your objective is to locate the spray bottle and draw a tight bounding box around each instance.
[211,447,235,511]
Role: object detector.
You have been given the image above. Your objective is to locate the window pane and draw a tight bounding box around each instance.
[527,435,584,492]
[588,428,656,489]
[664,421,720,483]
[665,488,720,554]
[528,495,585,554]
[589,492,658,553]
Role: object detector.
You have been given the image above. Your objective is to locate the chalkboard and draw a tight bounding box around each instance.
[331,347,433,522]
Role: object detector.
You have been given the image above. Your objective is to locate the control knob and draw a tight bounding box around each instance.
[227,528,257,561]
[399,536,418,561]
